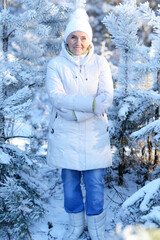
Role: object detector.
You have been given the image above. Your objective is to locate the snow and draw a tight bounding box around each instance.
[120,225,151,240]
[0,148,10,164]
[27,168,139,239]
[131,119,160,141]
[141,206,160,227]
[122,178,160,212]
[1,0,160,239]
[10,138,30,151]
[26,168,160,239]
[118,103,130,120]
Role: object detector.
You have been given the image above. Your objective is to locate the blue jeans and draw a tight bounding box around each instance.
[61,168,105,216]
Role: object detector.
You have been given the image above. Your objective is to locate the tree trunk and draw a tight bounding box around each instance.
[147,118,153,169]
[0,75,5,145]
[118,121,126,185]
[2,0,7,9]
[0,0,8,145]
[118,163,123,185]
[147,134,152,164]
[157,71,160,92]
[2,0,8,52]
[118,51,129,186]
[154,107,160,167]
[154,147,159,167]
[124,52,129,95]
[154,71,160,166]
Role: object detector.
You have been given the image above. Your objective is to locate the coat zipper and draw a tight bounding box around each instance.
[80,65,82,73]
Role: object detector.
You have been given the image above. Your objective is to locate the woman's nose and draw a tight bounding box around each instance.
[76,38,81,45]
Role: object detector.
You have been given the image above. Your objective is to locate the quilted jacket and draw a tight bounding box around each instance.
[46,43,113,170]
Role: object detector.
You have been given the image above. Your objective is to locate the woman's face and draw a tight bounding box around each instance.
[66,31,90,56]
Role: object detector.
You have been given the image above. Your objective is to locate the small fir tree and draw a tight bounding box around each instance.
[103,0,142,184]
[130,2,160,166]
[103,0,160,184]
[0,0,71,238]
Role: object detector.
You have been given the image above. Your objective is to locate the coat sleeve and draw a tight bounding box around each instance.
[98,57,113,112]
[75,58,113,121]
[46,61,94,113]
[74,111,95,122]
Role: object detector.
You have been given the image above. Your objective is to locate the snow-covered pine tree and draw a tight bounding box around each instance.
[22,0,71,154]
[103,0,160,184]
[130,2,160,167]
[0,0,71,238]
[0,1,7,146]
[0,0,71,152]
[103,0,143,184]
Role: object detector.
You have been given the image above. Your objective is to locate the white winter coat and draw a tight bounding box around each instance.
[46,43,113,170]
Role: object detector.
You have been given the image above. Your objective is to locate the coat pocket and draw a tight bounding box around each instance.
[49,113,58,134]
[102,114,109,132]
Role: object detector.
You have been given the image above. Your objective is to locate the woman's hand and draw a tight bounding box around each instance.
[94,95,106,116]
[57,108,77,121]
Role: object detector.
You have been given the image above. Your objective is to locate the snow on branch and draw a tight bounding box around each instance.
[102,0,143,93]
[117,95,137,120]
[0,53,4,107]
[131,119,160,142]
[102,1,140,52]
[139,2,156,24]
[123,178,160,212]
[4,99,32,115]
[118,103,130,121]
[21,0,47,10]
[34,24,51,38]
[4,86,32,108]
[0,9,17,30]
[122,178,160,227]
[0,175,45,238]
[0,148,10,164]
[19,10,38,26]
[141,206,160,227]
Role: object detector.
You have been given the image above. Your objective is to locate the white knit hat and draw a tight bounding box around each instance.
[64,8,93,43]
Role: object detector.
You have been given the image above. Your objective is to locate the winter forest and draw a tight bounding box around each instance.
[0,0,160,239]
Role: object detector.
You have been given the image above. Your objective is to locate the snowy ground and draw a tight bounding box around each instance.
[30,165,140,240]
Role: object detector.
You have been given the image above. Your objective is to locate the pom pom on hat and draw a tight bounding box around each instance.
[64,8,93,43]
[69,8,89,21]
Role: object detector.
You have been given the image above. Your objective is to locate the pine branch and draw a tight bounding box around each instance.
[7,232,11,240]
[4,135,39,140]
[106,194,122,206]
[7,29,15,38]
[21,210,34,240]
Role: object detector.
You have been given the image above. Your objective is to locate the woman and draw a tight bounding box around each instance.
[46,7,113,240]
